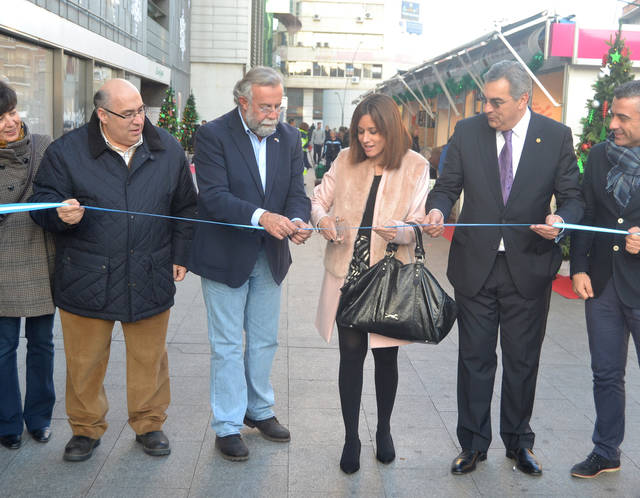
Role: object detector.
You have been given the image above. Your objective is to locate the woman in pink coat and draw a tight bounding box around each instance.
[311,94,430,473]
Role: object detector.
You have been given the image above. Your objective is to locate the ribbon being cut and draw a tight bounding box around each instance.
[2,202,640,237]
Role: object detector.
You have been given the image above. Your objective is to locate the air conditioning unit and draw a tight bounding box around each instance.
[316,42,322,47]
[351,76,360,84]
[323,42,329,47]
[355,16,363,23]
[364,12,372,19]
[312,14,320,21]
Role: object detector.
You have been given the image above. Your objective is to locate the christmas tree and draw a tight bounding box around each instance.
[180,92,199,153]
[560,29,634,261]
[575,29,634,173]
[157,86,181,139]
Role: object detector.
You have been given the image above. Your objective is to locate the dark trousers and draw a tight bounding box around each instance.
[585,278,640,460]
[0,314,55,436]
[454,255,550,452]
[313,144,323,165]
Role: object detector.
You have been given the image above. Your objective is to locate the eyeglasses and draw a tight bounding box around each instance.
[478,95,513,109]
[257,104,282,115]
[101,105,147,121]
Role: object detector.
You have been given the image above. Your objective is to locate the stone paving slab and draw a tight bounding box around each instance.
[4,174,640,496]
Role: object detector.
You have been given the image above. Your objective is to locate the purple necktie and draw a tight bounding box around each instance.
[498,130,513,203]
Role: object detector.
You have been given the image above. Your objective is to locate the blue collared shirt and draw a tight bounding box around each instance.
[238,109,274,226]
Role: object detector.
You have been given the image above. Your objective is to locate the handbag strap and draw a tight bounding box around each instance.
[407,222,425,261]
[383,222,425,261]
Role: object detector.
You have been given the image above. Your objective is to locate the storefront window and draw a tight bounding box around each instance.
[0,33,53,136]
[63,54,87,133]
[93,64,115,93]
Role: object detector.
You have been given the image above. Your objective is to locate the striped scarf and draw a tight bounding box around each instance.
[605,137,640,209]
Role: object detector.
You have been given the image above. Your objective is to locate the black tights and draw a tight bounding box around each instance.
[338,326,399,439]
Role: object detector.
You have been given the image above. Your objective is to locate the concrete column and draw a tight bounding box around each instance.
[51,48,64,139]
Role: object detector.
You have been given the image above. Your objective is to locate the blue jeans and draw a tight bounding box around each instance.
[585,279,640,460]
[0,314,55,436]
[201,250,281,437]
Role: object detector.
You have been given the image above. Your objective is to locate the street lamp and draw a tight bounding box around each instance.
[333,91,344,129]
[340,40,363,128]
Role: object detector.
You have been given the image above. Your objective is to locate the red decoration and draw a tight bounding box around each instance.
[602,54,608,67]
[602,100,609,118]
[581,142,591,151]
[622,47,629,57]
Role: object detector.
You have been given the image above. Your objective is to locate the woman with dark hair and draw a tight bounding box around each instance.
[311,93,430,473]
[0,80,55,450]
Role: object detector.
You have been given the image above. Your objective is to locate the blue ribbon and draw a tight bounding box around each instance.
[2,202,639,235]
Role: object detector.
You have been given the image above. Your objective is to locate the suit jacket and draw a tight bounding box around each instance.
[426,111,583,299]
[189,108,311,287]
[570,142,640,307]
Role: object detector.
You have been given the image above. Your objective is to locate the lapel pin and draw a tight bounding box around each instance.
[536,137,542,143]
[274,137,279,143]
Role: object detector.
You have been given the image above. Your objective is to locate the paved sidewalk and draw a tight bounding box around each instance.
[3,178,640,496]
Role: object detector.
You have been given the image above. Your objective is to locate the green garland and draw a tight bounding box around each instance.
[394,51,544,103]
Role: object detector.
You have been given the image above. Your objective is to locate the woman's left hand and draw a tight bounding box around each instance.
[373,220,398,242]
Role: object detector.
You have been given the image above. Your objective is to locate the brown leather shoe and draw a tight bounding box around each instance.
[451,449,487,475]
[215,434,249,461]
[243,416,290,442]
[506,448,542,476]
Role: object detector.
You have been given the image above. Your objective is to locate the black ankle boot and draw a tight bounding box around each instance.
[340,437,361,474]
[376,430,395,464]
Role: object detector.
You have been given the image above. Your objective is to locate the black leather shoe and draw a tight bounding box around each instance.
[243,416,290,442]
[571,451,620,478]
[215,434,249,461]
[29,427,51,443]
[63,435,100,462]
[506,448,542,476]
[0,434,22,450]
[135,430,171,456]
[451,449,487,474]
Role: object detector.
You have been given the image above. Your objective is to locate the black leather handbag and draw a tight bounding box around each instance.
[337,224,457,344]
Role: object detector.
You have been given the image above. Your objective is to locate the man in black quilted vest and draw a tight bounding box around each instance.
[30,79,197,462]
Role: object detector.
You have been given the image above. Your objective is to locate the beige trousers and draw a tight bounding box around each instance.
[59,309,171,439]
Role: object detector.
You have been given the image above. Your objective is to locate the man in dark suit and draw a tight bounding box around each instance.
[570,80,640,479]
[424,60,583,476]
[190,67,311,461]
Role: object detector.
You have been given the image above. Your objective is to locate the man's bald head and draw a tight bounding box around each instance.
[94,79,140,109]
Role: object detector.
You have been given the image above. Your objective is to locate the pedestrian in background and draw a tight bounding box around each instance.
[311,121,325,165]
[30,79,197,462]
[298,121,311,171]
[323,130,342,170]
[570,80,640,479]
[0,81,55,451]
[311,93,430,474]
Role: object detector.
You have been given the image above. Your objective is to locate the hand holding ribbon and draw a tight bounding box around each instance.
[531,214,563,240]
[57,198,84,225]
[626,226,640,254]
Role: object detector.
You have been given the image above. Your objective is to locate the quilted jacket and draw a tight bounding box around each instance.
[30,112,197,322]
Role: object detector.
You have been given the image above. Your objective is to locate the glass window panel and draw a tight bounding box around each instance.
[93,64,115,93]
[0,33,53,136]
[372,64,382,79]
[313,89,323,120]
[63,54,88,133]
